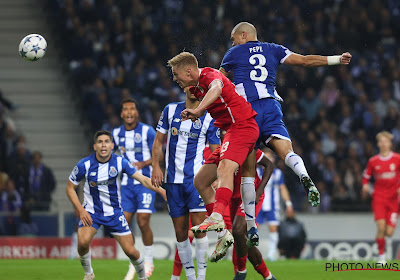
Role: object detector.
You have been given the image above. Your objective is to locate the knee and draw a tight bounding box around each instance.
[124,247,139,260]
[77,239,90,254]
[194,175,205,191]
[175,229,188,242]
[137,216,150,230]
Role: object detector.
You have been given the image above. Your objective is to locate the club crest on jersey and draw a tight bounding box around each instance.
[109,166,118,177]
[89,181,97,187]
[135,133,142,143]
[193,119,202,129]
[120,146,126,153]
[172,127,178,136]
[390,163,396,171]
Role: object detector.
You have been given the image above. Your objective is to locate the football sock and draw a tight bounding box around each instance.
[70,232,78,259]
[237,253,248,272]
[213,187,233,217]
[79,249,93,274]
[241,177,257,230]
[144,245,154,264]
[268,232,279,259]
[232,245,238,273]
[254,260,270,278]
[177,238,196,280]
[172,248,183,276]
[170,276,180,280]
[285,152,309,178]
[195,236,209,278]
[377,237,385,255]
[205,203,214,216]
[131,254,146,279]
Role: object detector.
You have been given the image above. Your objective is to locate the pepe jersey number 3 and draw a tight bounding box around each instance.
[249,54,268,82]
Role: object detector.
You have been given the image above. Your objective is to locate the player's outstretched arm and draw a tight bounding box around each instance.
[132,172,167,201]
[284,52,352,67]
[181,81,223,122]
[255,155,275,204]
[66,181,92,226]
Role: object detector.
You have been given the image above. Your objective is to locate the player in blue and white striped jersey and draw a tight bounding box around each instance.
[112,99,157,279]
[66,130,166,280]
[257,148,294,261]
[220,22,351,209]
[152,87,220,280]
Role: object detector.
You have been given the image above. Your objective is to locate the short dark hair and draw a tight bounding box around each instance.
[120,98,139,112]
[94,130,113,143]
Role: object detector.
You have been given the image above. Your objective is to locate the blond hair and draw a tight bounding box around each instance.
[376,131,393,141]
[167,52,198,69]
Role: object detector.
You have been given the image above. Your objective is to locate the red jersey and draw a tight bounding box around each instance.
[232,149,264,199]
[362,152,400,200]
[189,67,257,130]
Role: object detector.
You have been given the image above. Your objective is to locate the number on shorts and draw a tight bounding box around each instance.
[119,215,128,227]
[249,54,268,82]
[142,193,152,208]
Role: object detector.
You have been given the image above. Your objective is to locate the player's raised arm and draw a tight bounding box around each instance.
[284,52,352,67]
[181,81,223,122]
[66,180,92,226]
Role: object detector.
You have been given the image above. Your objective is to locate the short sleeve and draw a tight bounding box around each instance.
[272,44,293,64]
[156,105,169,134]
[206,119,220,145]
[147,126,156,154]
[69,161,86,185]
[122,157,137,177]
[220,48,234,74]
[201,69,224,89]
[256,149,264,163]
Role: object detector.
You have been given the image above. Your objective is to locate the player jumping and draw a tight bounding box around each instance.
[220,22,352,207]
[168,52,261,246]
[362,131,400,264]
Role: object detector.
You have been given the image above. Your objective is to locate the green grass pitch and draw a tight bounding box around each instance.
[1,259,400,280]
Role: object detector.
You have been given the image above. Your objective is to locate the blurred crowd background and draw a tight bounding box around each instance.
[1,0,400,235]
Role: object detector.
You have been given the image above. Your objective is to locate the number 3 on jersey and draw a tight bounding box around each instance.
[249,54,268,82]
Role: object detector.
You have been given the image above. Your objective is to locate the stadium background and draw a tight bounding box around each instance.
[0,0,400,272]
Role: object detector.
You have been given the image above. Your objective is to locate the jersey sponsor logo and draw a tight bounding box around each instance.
[193,119,202,129]
[73,166,79,176]
[158,114,164,126]
[134,133,142,143]
[89,178,116,187]
[123,147,142,153]
[90,172,97,176]
[377,172,396,180]
[171,127,199,138]
[173,118,181,123]
[109,166,118,177]
[120,137,125,142]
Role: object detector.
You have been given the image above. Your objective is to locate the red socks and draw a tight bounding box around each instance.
[255,260,270,278]
[213,187,233,216]
[205,203,214,216]
[376,237,385,255]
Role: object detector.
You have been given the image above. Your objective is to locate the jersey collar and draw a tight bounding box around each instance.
[379,151,393,161]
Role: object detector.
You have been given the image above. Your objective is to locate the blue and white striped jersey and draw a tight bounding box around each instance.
[69,153,137,216]
[112,122,156,185]
[261,168,285,212]
[220,41,292,102]
[157,101,220,184]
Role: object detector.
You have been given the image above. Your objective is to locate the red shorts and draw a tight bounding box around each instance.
[219,118,259,166]
[372,198,399,227]
[229,194,265,223]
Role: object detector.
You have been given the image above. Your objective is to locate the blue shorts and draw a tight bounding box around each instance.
[251,98,291,146]
[79,209,131,236]
[256,209,280,225]
[121,184,156,214]
[165,183,206,218]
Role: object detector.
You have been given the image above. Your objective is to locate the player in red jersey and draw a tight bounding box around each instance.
[167,52,260,246]
[204,142,276,280]
[362,131,400,264]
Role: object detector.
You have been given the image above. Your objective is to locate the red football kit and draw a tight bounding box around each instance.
[190,67,259,166]
[204,147,265,223]
[362,152,400,227]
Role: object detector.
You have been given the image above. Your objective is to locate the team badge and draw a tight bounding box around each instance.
[135,133,142,143]
[120,146,126,153]
[193,119,202,129]
[172,127,178,136]
[390,163,395,171]
[109,166,118,177]
[89,181,97,187]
